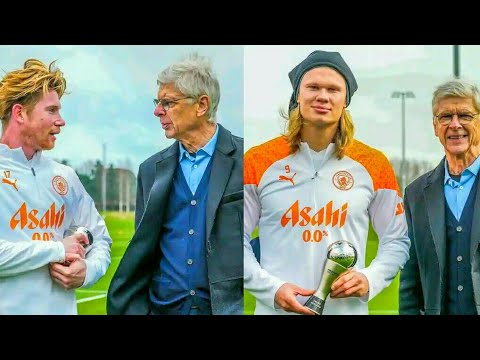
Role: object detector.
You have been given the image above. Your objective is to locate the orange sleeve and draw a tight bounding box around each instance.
[244,136,291,186]
[345,139,401,196]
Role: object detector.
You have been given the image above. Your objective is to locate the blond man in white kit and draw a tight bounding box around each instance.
[244,50,410,315]
[0,59,112,314]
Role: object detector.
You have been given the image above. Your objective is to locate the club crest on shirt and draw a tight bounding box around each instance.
[332,171,354,191]
[52,175,68,196]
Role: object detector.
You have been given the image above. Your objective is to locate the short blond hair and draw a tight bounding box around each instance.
[0,59,66,131]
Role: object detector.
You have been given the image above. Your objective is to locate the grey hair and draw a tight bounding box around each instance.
[432,78,480,116]
[157,52,220,122]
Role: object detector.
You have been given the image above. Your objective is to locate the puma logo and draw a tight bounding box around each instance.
[279,172,297,185]
[2,170,18,191]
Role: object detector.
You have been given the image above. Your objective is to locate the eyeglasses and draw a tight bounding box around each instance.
[153,97,192,111]
[435,112,479,125]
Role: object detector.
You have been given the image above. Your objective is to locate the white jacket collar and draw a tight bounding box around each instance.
[0,143,43,167]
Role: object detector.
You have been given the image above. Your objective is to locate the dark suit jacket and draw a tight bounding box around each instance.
[107,124,244,315]
[399,157,480,315]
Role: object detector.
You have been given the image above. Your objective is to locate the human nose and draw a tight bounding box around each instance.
[315,89,329,102]
[448,114,462,129]
[154,103,166,117]
[56,115,66,127]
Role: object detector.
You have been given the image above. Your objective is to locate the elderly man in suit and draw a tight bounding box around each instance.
[400,78,480,315]
[107,53,243,315]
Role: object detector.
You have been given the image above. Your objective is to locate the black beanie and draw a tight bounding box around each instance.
[288,50,358,112]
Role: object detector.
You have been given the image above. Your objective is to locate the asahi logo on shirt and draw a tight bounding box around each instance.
[281,200,348,228]
[10,202,65,230]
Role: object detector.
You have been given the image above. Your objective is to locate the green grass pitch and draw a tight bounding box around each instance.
[76,212,134,315]
[76,213,400,315]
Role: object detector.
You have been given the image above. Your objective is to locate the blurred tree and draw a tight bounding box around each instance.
[390,157,435,193]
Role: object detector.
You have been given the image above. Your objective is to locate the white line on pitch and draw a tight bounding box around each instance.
[76,289,107,294]
[77,294,107,304]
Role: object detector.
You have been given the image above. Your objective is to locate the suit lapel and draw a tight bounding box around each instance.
[206,124,235,244]
[469,172,480,309]
[471,175,480,262]
[424,158,447,275]
[138,144,178,231]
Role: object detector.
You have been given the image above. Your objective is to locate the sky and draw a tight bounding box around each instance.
[0,45,243,173]
[3,45,480,174]
[244,45,480,166]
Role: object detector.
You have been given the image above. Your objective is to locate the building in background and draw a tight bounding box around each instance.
[58,159,136,212]
[102,166,136,212]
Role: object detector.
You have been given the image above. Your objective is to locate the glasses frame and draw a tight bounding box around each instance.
[434,112,479,126]
[153,96,192,111]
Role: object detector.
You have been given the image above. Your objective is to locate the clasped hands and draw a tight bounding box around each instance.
[49,232,90,290]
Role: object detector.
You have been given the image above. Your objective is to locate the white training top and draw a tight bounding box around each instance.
[0,144,112,314]
[244,137,410,315]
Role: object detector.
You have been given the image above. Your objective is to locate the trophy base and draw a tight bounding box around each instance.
[304,295,325,315]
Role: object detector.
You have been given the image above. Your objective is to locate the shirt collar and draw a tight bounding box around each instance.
[299,142,336,158]
[0,143,43,166]
[444,155,480,185]
[178,124,219,161]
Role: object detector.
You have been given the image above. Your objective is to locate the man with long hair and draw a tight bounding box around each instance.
[244,50,410,315]
[0,59,112,314]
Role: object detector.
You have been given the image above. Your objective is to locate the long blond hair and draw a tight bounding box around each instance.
[0,59,66,132]
[282,106,355,159]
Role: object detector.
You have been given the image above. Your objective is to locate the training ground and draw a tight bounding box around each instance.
[75,213,399,315]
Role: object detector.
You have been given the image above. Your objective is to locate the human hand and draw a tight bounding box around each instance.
[330,268,369,298]
[49,253,87,290]
[61,232,89,259]
[274,283,316,315]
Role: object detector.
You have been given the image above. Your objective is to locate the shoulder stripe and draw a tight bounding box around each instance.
[244,136,291,186]
[345,139,401,196]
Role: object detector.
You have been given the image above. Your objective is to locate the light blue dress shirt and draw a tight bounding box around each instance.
[178,125,219,195]
[444,155,480,221]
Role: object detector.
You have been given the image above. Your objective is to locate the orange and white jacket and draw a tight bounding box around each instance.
[244,137,410,315]
[0,144,112,314]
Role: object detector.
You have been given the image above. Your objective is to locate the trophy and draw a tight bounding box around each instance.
[304,240,358,315]
[64,226,93,248]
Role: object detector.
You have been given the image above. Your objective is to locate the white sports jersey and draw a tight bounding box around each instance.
[0,144,112,314]
[244,137,410,315]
